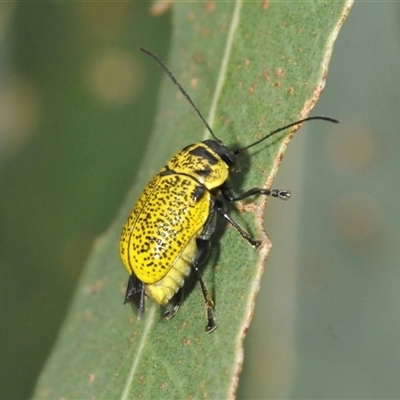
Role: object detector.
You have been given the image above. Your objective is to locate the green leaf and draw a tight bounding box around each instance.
[33,2,352,399]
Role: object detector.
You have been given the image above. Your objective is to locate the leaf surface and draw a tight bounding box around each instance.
[34,2,352,399]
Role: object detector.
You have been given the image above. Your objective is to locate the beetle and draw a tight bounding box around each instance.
[119,47,337,333]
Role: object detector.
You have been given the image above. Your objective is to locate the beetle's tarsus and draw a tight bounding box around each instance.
[163,289,183,320]
[252,239,262,248]
[163,305,179,320]
[205,322,217,333]
[271,189,291,200]
[205,304,217,333]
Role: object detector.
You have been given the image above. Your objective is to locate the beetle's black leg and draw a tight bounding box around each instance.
[163,288,184,320]
[124,274,145,320]
[221,185,291,202]
[215,200,262,248]
[193,238,216,333]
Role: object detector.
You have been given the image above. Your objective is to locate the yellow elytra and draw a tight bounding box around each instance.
[119,47,338,333]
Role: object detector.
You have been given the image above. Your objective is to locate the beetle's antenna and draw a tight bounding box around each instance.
[234,116,339,155]
[140,47,219,141]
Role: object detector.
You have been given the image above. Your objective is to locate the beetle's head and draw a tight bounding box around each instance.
[202,139,238,172]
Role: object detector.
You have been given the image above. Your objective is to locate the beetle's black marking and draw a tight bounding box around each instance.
[188,146,219,165]
[203,140,236,168]
[181,144,194,152]
[192,185,206,202]
[160,169,175,177]
[194,165,212,177]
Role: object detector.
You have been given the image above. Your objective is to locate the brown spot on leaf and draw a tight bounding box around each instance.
[203,1,215,12]
[195,54,204,64]
[275,67,284,78]
[201,27,210,37]
[87,280,103,295]
[248,82,257,94]
[150,0,172,16]
[190,78,198,89]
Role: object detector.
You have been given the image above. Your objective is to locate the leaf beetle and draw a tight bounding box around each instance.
[119,47,337,333]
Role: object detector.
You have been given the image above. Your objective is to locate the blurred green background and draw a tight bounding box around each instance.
[1,2,399,399]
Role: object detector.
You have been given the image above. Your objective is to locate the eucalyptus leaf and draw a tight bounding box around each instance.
[34,2,352,399]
